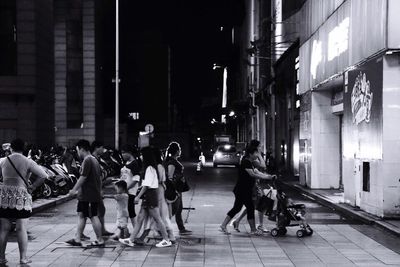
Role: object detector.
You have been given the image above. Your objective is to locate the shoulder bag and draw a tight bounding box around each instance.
[7,156,30,188]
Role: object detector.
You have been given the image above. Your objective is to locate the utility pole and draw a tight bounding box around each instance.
[115,0,120,150]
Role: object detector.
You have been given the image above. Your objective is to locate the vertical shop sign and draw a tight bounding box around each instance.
[343,57,383,160]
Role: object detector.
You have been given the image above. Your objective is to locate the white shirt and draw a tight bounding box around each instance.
[142,166,159,189]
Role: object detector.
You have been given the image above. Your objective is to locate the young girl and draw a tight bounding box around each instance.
[119,147,171,248]
[107,180,130,240]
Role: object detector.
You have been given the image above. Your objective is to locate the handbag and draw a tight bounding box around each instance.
[174,176,190,193]
[164,178,178,203]
[256,189,274,213]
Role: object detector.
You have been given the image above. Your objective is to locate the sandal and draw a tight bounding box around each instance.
[89,241,105,247]
[250,229,263,236]
[232,221,240,232]
[20,258,32,264]
[65,239,82,247]
[219,225,231,235]
[119,238,135,247]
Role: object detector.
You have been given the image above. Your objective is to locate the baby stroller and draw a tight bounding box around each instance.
[270,189,313,238]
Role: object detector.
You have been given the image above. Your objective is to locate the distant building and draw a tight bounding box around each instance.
[0,0,103,147]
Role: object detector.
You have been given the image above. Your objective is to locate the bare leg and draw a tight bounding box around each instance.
[220,215,232,229]
[0,218,11,262]
[129,208,147,242]
[89,216,104,243]
[74,213,87,242]
[15,218,29,261]
[236,209,247,223]
[248,219,257,232]
[148,208,168,240]
[129,217,135,231]
[258,210,264,226]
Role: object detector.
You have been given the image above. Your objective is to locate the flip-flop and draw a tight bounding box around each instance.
[20,258,32,265]
[89,241,105,247]
[65,239,82,247]
[119,238,135,247]
[232,221,240,232]
[219,225,231,235]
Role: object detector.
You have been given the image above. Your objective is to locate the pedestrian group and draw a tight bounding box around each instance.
[0,138,191,265]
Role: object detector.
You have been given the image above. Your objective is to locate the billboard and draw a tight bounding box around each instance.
[343,57,383,160]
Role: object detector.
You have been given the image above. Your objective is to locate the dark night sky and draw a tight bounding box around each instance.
[100,0,245,134]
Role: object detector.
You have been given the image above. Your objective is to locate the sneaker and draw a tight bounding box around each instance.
[179,229,192,235]
[155,239,172,248]
[257,225,270,233]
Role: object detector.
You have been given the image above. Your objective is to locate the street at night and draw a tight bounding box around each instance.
[1,0,400,266]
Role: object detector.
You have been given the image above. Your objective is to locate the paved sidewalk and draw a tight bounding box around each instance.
[2,165,400,266]
[279,179,400,237]
[5,221,400,267]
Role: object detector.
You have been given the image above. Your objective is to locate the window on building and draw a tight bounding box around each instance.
[362,162,370,192]
[0,0,17,75]
[66,2,83,128]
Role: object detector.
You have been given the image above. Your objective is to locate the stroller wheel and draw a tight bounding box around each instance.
[296,230,305,238]
[278,228,287,236]
[271,228,279,237]
[307,228,313,236]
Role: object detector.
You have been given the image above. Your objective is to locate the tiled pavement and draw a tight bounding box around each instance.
[3,163,400,266]
[3,222,400,267]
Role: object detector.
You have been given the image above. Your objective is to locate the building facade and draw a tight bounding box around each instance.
[0,0,102,147]
[0,0,54,147]
[298,0,400,218]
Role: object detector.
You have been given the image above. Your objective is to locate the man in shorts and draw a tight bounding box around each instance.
[66,140,105,247]
[91,141,113,236]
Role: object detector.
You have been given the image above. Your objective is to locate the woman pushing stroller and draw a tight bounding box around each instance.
[220,144,276,235]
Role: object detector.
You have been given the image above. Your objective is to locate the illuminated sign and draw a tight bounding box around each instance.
[129,112,139,120]
[310,40,322,80]
[328,17,349,61]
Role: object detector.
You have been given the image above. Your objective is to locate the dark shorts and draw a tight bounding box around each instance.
[0,208,31,219]
[77,201,99,218]
[142,189,158,209]
[98,198,106,217]
[128,194,136,218]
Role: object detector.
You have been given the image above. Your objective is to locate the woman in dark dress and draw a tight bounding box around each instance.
[220,145,275,235]
[164,142,192,235]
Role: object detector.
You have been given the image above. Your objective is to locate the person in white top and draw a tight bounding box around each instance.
[119,147,172,248]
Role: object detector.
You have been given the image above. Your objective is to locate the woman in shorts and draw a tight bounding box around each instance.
[119,147,172,248]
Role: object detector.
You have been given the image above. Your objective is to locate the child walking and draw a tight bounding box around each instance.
[107,180,130,240]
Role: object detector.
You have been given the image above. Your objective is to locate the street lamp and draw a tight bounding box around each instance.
[212,64,228,124]
[115,0,120,150]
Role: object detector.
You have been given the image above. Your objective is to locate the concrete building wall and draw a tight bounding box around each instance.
[310,91,340,189]
[382,54,400,217]
[0,0,54,146]
[54,0,97,146]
